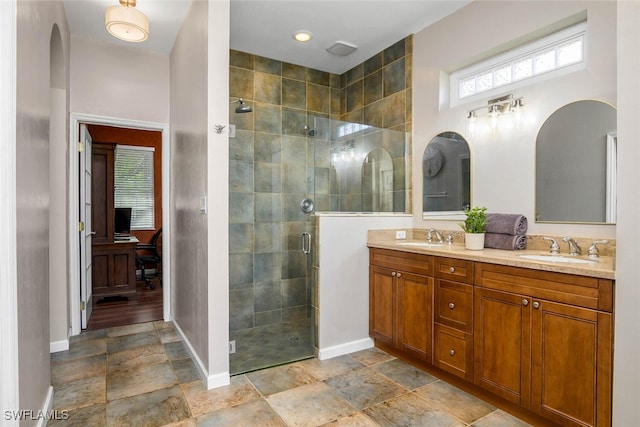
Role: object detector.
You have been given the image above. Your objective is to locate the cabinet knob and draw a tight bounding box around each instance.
[396,272,402,278]
[449,267,456,273]
[533,301,540,309]
[448,302,455,309]
[449,349,455,356]
[391,272,397,277]
[522,299,529,306]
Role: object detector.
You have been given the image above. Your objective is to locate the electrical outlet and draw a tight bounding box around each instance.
[229,340,236,354]
[396,230,407,239]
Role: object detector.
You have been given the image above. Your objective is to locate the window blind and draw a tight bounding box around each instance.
[114,145,155,230]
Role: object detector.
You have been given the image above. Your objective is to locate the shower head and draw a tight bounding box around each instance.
[230,98,253,113]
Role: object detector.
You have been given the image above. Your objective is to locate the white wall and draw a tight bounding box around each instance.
[613,2,640,424]
[15,0,70,422]
[317,214,413,359]
[413,1,616,240]
[70,35,170,123]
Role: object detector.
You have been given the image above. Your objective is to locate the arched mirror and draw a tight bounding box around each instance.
[362,147,394,212]
[422,132,470,216]
[536,100,617,223]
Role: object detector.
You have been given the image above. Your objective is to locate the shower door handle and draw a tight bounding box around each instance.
[301,232,311,255]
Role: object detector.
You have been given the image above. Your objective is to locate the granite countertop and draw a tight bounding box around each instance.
[367,237,615,280]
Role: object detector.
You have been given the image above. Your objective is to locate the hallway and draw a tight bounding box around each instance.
[50,321,532,426]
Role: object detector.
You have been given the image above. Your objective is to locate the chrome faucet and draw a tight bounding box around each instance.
[562,237,581,256]
[445,231,459,244]
[587,240,609,259]
[427,228,444,243]
[542,237,560,255]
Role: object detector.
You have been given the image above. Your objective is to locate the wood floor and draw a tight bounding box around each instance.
[86,277,163,331]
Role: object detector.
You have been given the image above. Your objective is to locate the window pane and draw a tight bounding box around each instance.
[533,49,556,74]
[477,71,493,92]
[557,38,583,66]
[513,58,532,80]
[459,77,476,98]
[494,65,512,87]
[114,146,155,230]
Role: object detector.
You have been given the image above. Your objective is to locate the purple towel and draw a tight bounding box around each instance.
[486,214,528,235]
[484,233,527,250]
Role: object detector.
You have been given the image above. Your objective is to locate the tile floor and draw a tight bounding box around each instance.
[230,317,314,375]
[50,321,532,426]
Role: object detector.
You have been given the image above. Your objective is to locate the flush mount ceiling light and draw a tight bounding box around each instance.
[326,41,358,56]
[106,0,149,43]
[292,31,312,42]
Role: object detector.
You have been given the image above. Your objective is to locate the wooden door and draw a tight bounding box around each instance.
[531,299,612,427]
[91,143,114,244]
[396,271,432,361]
[474,287,531,407]
[369,265,395,345]
[79,124,93,328]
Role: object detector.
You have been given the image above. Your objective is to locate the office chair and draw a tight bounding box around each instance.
[136,228,162,290]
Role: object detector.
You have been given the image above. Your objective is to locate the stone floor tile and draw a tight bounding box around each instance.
[471,409,533,427]
[107,361,177,401]
[51,353,106,387]
[415,380,496,424]
[348,347,395,367]
[52,376,106,411]
[372,357,439,390]
[106,386,191,426]
[48,403,106,427]
[181,375,261,417]
[171,358,201,384]
[106,331,161,354]
[50,338,106,364]
[107,322,156,338]
[164,341,190,361]
[69,328,107,344]
[196,398,286,426]
[320,412,379,427]
[296,355,364,381]
[267,381,357,427]
[325,367,406,410]
[364,392,466,427]
[107,344,168,373]
[246,363,317,396]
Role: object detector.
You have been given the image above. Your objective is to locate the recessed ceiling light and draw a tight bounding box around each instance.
[293,31,312,42]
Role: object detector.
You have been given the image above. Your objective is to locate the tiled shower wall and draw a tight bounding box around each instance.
[229,36,413,332]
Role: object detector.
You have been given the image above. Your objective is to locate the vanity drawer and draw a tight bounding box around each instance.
[435,280,473,333]
[435,257,474,284]
[370,248,433,276]
[434,324,473,381]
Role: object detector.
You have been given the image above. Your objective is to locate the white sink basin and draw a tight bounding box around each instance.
[518,254,596,264]
[398,242,444,248]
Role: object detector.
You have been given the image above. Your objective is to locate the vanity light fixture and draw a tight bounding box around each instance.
[293,31,313,42]
[105,0,149,43]
[465,93,525,134]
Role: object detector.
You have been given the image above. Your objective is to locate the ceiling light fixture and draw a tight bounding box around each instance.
[105,0,149,43]
[293,31,312,42]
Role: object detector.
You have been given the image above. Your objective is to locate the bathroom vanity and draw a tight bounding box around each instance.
[368,233,614,427]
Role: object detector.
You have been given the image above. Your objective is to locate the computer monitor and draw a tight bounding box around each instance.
[114,207,132,236]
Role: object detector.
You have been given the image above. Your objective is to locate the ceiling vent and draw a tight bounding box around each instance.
[326,41,358,56]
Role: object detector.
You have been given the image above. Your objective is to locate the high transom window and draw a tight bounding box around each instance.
[451,22,586,107]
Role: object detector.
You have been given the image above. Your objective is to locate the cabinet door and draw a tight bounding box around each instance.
[531,300,612,427]
[435,279,473,333]
[474,287,531,407]
[396,271,433,361]
[369,265,395,345]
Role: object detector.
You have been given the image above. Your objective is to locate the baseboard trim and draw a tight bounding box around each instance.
[49,339,69,353]
[173,320,230,390]
[35,386,54,427]
[318,337,374,360]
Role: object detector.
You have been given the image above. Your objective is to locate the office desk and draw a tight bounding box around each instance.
[92,236,139,303]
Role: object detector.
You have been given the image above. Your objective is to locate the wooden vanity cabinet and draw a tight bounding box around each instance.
[369,249,434,362]
[474,263,613,427]
[433,257,474,380]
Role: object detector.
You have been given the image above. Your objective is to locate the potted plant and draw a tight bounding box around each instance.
[460,206,487,250]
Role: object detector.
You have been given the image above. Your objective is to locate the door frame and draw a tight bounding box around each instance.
[69,112,171,336]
